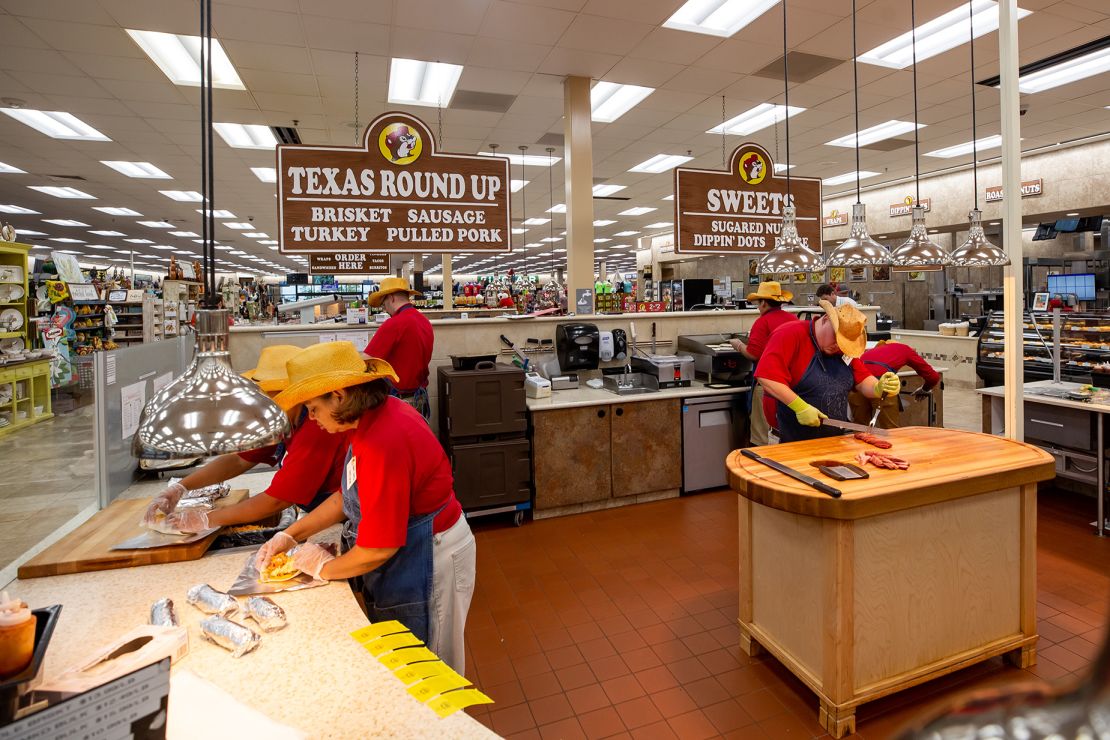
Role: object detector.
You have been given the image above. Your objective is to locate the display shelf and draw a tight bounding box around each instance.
[976,310,1110,385]
[0,359,52,437]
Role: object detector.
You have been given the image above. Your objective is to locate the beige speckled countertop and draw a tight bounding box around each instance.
[525,379,749,412]
[11,539,496,739]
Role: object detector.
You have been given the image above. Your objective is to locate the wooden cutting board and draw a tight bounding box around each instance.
[18,489,249,579]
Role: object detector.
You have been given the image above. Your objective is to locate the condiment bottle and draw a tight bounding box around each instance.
[0,591,35,680]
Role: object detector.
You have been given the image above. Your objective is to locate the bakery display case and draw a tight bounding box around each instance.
[976,310,1110,386]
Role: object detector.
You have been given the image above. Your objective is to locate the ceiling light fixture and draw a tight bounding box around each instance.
[89,230,125,236]
[223,222,253,229]
[170,230,199,237]
[1,109,110,141]
[614,230,640,237]
[522,218,550,225]
[592,184,626,197]
[547,203,567,214]
[94,206,142,216]
[0,204,38,214]
[510,179,528,193]
[707,103,806,135]
[619,207,656,216]
[823,170,881,186]
[138,220,174,228]
[629,154,693,173]
[251,167,277,183]
[214,123,277,150]
[28,185,95,199]
[388,58,463,108]
[0,162,26,174]
[479,151,559,167]
[125,238,154,244]
[101,160,171,179]
[43,219,88,227]
[645,222,671,229]
[594,220,617,227]
[1012,44,1110,94]
[197,208,236,218]
[591,82,654,123]
[924,134,1003,158]
[160,190,204,202]
[126,29,244,89]
[825,119,924,147]
[663,0,780,38]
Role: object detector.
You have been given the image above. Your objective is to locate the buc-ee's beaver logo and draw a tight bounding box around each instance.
[378,123,422,165]
[739,152,767,185]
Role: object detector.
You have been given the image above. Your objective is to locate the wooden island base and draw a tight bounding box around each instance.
[728,428,1054,737]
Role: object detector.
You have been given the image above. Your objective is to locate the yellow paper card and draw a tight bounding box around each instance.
[393,661,450,686]
[378,646,439,669]
[350,620,408,644]
[365,632,424,657]
[426,689,494,718]
[407,673,472,702]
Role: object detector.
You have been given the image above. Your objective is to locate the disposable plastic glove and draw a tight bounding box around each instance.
[913,387,932,401]
[877,372,902,397]
[292,543,336,581]
[140,481,187,528]
[254,531,297,571]
[787,397,827,427]
[164,509,210,534]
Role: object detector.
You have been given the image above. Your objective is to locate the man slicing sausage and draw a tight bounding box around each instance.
[754,300,901,444]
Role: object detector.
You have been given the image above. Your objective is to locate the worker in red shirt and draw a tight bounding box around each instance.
[848,340,941,428]
[755,301,901,443]
[730,281,798,446]
[255,342,475,673]
[366,277,434,421]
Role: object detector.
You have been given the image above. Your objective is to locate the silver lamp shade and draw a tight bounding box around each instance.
[758,206,825,273]
[825,203,893,267]
[132,309,291,460]
[891,206,950,271]
[949,209,1010,267]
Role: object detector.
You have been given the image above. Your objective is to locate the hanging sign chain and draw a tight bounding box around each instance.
[720,95,726,168]
[438,104,445,148]
[353,51,359,144]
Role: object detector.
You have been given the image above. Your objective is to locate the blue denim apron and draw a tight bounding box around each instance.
[339,445,442,643]
[776,323,855,443]
[275,407,331,513]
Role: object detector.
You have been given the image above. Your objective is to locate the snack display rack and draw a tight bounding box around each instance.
[976,310,1110,386]
[105,291,144,345]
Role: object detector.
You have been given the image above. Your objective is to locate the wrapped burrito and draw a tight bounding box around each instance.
[186,584,239,617]
[198,616,261,658]
[244,596,287,632]
[149,597,179,627]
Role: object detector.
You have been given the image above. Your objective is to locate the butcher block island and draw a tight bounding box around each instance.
[726,427,1054,738]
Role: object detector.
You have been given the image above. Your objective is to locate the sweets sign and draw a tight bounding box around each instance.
[277,112,511,254]
[674,143,821,255]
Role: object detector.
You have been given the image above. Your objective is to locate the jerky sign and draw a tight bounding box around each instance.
[277,112,511,254]
[674,143,821,255]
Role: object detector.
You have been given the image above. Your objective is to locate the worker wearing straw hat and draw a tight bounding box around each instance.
[754,301,901,443]
[730,281,798,446]
[255,342,475,673]
[366,277,434,421]
[142,345,354,532]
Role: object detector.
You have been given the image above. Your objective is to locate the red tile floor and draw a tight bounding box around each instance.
[462,487,1110,739]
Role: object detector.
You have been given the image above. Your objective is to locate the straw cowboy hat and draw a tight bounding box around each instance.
[368,277,422,308]
[274,341,399,411]
[746,281,793,304]
[818,299,867,358]
[241,344,303,392]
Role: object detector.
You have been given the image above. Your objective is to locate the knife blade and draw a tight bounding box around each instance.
[740,448,841,498]
[820,418,891,436]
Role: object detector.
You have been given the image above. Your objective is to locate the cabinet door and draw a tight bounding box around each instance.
[610,399,682,497]
[533,406,611,509]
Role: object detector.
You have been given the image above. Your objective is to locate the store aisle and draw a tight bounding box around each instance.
[465,489,1110,739]
[940,386,982,433]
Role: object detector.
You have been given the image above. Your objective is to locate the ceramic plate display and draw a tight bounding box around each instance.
[0,337,24,352]
[0,284,24,302]
[0,308,23,331]
[0,265,23,284]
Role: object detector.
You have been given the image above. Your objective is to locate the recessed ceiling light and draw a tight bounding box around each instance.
[860,0,1031,69]
[707,103,806,135]
[662,194,674,201]
[125,238,154,244]
[214,123,277,150]
[479,152,560,167]
[547,203,567,214]
[388,58,463,107]
[1,109,110,141]
[541,237,561,243]
[149,244,176,250]
[89,230,126,237]
[243,232,268,239]
[126,29,245,89]
[215,245,234,251]
[160,190,204,202]
[1013,45,1110,93]
[169,230,198,238]
[645,222,671,229]
[224,222,253,230]
[614,230,640,237]
[85,244,116,250]
[619,207,656,216]
[1066,212,1080,216]
[523,218,550,225]
[0,204,38,214]
[629,154,693,173]
[198,208,236,219]
[100,160,171,179]
[591,82,654,123]
[594,238,611,243]
[511,228,528,235]
[663,0,780,37]
[826,120,924,147]
[18,230,47,237]
[591,184,626,198]
[593,220,617,227]
[251,167,277,183]
[924,134,1003,158]
[93,206,142,216]
[259,240,278,245]
[0,161,25,174]
[49,237,85,243]
[43,219,89,227]
[823,170,882,185]
[29,185,95,199]
[137,220,174,228]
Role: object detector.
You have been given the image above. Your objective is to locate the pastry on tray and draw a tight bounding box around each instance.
[259,552,300,583]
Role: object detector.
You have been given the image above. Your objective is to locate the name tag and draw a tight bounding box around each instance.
[346,455,358,488]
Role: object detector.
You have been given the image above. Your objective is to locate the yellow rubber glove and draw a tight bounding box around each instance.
[787,397,827,427]
[877,372,901,397]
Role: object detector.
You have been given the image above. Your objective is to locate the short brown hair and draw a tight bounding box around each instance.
[816,284,834,298]
[325,379,390,424]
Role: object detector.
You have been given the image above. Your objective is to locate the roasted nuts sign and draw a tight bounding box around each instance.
[277,112,511,254]
[309,253,389,274]
[985,179,1043,203]
[674,143,821,254]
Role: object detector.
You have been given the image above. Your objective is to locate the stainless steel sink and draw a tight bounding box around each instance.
[601,372,659,396]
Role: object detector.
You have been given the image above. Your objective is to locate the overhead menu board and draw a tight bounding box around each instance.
[674,143,821,255]
[309,253,389,274]
[277,111,511,254]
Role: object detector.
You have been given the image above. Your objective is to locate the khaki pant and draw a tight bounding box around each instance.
[750,383,772,446]
[430,515,476,675]
[848,391,901,429]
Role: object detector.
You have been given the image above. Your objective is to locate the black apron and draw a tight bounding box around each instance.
[776,324,856,443]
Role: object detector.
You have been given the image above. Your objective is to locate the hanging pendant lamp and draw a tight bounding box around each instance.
[133,0,289,460]
[950,0,1009,268]
[759,0,824,274]
[891,0,949,271]
[826,0,892,268]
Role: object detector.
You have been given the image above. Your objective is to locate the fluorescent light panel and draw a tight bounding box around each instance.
[547,204,567,214]
[645,222,672,229]
[198,208,236,218]
[1,109,109,141]
[214,123,277,150]
[169,231,198,237]
[90,230,125,236]
[629,154,693,173]
[592,184,626,197]
[224,222,253,230]
[826,120,924,147]
[94,206,142,216]
[251,167,277,183]
[125,238,153,244]
[614,230,640,237]
[28,185,95,199]
[1015,46,1110,93]
[707,103,805,135]
[924,134,1003,158]
[594,220,617,227]
[388,58,463,107]
[522,218,550,225]
[663,0,781,38]
[138,220,174,228]
[823,170,882,185]
[479,152,560,167]
[160,190,203,202]
[101,160,171,179]
[43,219,88,227]
[244,232,268,238]
[0,204,37,214]
[510,179,528,193]
[126,29,244,89]
[0,162,25,174]
[17,229,46,236]
[619,207,656,216]
[591,82,654,123]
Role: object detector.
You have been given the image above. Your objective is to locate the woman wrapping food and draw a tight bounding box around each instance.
[253,342,476,672]
[140,345,351,532]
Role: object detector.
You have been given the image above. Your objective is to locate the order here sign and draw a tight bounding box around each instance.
[673,143,821,255]
[277,111,511,254]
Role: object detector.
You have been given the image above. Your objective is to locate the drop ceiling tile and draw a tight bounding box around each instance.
[537,46,619,78]
[478,1,576,45]
[394,0,492,35]
[9,70,113,99]
[223,41,313,75]
[239,70,319,96]
[297,0,392,22]
[100,78,190,104]
[1042,1,1109,24]
[456,66,530,96]
[557,13,654,56]
[603,57,684,88]
[96,0,200,33]
[0,47,84,76]
[465,37,552,73]
[693,39,784,76]
[301,14,390,54]
[664,67,742,97]
[20,18,141,55]
[1,0,117,24]
[212,6,305,45]
[390,27,474,65]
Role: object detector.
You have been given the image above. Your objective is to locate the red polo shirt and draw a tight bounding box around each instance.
[861,342,941,389]
[745,307,798,359]
[349,397,462,549]
[238,422,352,506]
[366,305,434,392]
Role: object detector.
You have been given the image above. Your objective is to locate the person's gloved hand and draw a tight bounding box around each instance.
[164,509,210,534]
[254,531,297,571]
[787,397,827,427]
[913,386,932,401]
[140,481,187,528]
[877,372,901,397]
[292,543,336,580]
[729,338,746,353]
